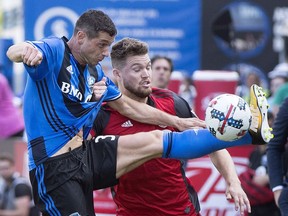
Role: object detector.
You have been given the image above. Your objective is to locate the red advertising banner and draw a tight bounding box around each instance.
[192,70,239,120]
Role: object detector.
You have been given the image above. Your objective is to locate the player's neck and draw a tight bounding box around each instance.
[67,39,86,66]
[126,93,147,104]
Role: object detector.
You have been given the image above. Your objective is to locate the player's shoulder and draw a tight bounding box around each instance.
[151,87,175,98]
[95,64,104,75]
[97,103,120,119]
[38,36,64,46]
[93,104,112,128]
[151,88,193,117]
[29,36,65,54]
[101,103,114,112]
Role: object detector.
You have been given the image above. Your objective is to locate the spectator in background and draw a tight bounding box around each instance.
[269,63,288,116]
[272,82,288,116]
[178,76,197,110]
[0,153,40,216]
[151,56,197,108]
[151,55,173,89]
[267,62,288,113]
[236,72,261,102]
[267,97,288,216]
[0,73,24,139]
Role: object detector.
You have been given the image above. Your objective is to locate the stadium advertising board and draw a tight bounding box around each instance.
[24,0,201,76]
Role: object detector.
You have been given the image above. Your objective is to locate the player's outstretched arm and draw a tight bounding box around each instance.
[6,42,43,66]
[108,95,206,131]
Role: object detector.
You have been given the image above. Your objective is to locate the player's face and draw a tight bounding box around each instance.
[0,160,13,180]
[151,59,172,89]
[79,31,114,66]
[120,54,152,99]
[270,77,285,94]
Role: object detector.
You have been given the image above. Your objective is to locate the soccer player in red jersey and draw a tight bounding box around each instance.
[91,38,252,216]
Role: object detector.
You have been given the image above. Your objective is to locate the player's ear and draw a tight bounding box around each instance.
[113,68,121,78]
[77,31,86,44]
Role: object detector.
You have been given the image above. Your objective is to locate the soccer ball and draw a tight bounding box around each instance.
[205,94,252,141]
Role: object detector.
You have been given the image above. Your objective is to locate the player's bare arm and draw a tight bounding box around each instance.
[108,95,206,131]
[6,42,43,66]
[209,150,251,215]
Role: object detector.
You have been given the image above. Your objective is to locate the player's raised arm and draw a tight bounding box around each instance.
[6,42,43,66]
[209,150,251,214]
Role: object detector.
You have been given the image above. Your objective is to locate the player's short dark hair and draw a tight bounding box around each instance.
[74,9,117,38]
[111,37,149,69]
[151,55,174,73]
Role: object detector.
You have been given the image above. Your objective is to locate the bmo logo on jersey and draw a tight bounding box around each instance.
[61,82,92,102]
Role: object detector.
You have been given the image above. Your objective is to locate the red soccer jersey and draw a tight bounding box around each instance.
[92,88,200,216]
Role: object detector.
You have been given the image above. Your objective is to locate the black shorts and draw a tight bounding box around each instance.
[29,135,119,216]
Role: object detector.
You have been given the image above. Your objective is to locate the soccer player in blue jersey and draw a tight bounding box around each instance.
[7,9,273,216]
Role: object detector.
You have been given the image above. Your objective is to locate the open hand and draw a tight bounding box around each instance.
[225,182,251,215]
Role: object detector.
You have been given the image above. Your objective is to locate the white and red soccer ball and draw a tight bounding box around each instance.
[205,94,252,141]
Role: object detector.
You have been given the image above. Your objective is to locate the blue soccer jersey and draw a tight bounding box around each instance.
[23,37,121,170]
